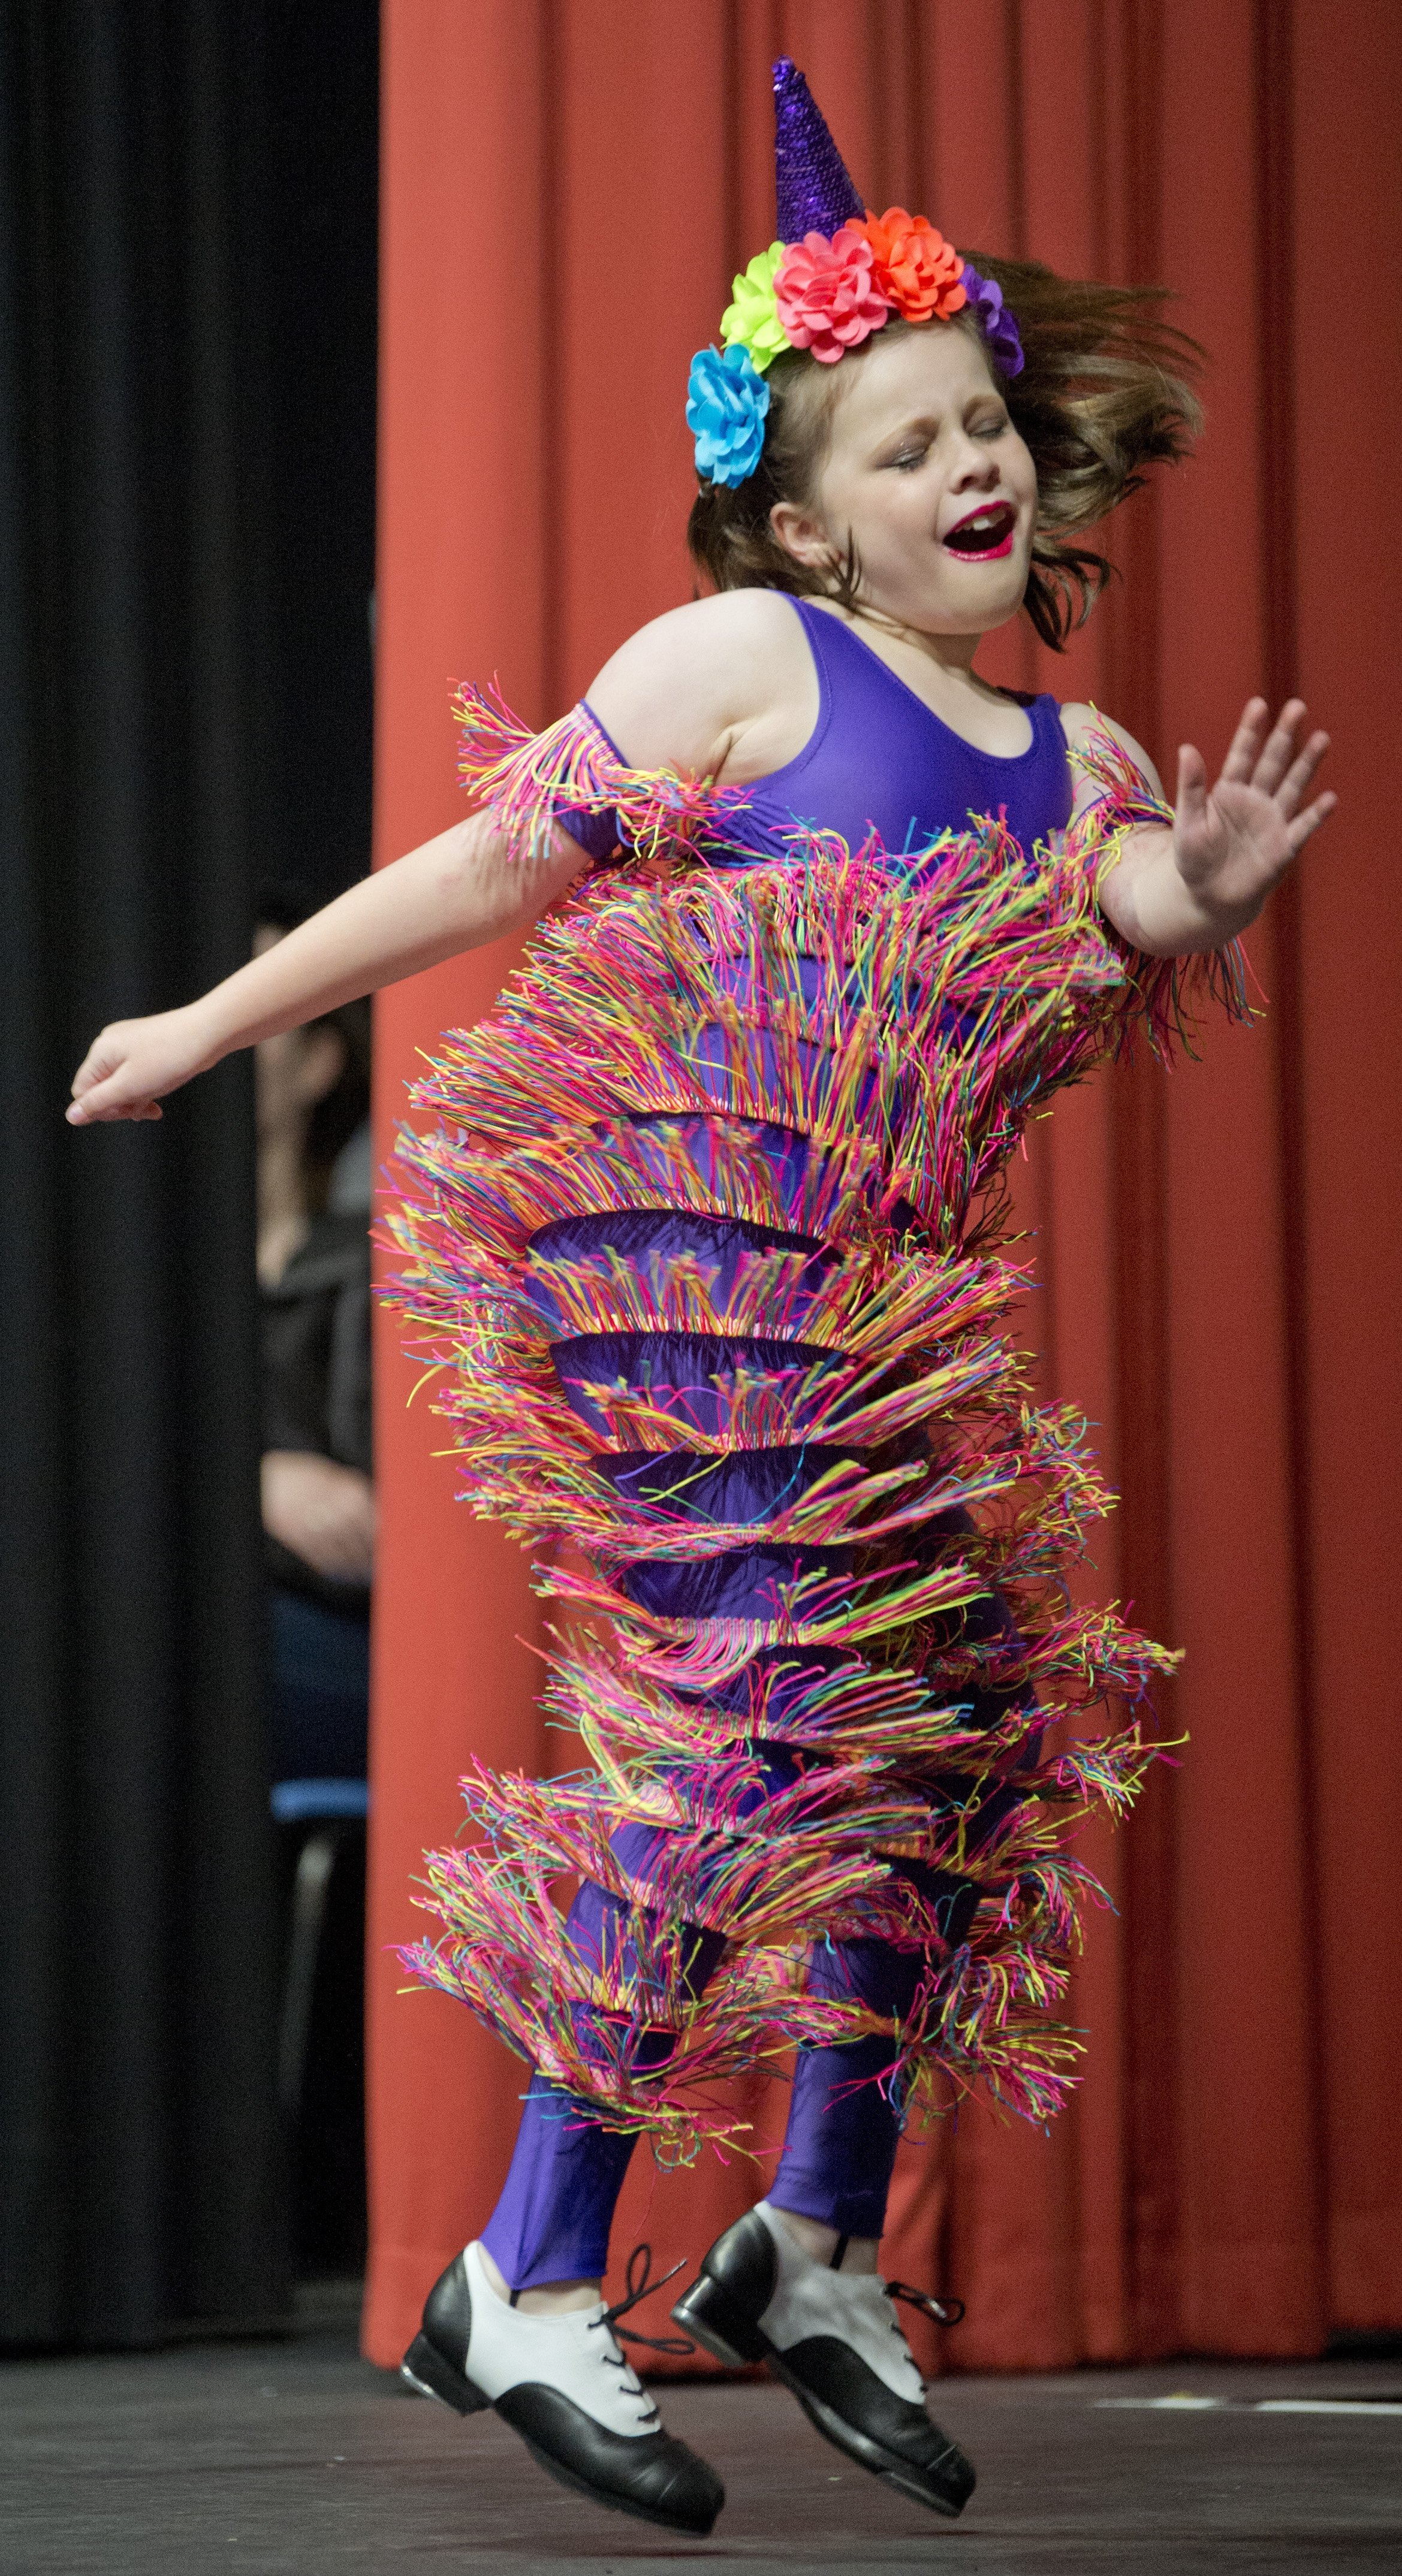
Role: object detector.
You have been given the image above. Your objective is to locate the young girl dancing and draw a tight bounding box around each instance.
[71,60,1333,2541]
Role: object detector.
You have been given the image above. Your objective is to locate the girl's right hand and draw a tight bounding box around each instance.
[67,1004,215,1125]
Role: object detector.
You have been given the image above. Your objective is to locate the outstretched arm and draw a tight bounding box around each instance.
[68,588,801,1129]
[67,808,587,1125]
[1061,697,1336,958]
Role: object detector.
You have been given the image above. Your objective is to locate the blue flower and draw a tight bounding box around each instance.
[686,343,770,488]
[960,263,1025,378]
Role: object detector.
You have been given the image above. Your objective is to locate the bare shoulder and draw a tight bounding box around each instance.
[585,588,804,776]
[1058,701,1165,804]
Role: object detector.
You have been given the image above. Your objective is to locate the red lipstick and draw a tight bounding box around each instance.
[942,501,1017,561]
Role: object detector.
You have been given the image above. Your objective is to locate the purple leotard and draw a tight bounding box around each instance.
[568,591,1072,865]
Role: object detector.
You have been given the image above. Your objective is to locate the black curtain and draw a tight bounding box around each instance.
[0,3,289,2347]
[262,0,378,913]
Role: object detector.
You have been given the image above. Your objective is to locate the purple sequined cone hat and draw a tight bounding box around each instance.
[773,57,864,240]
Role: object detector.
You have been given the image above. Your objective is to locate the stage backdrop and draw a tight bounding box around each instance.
[364,0,1401,2373]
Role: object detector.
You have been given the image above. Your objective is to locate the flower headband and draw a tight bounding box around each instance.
[688,61,1024,492]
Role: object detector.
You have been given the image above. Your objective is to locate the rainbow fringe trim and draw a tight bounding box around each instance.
[382,694,1246,2161]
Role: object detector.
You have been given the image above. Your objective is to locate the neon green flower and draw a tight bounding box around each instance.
[720,241,791,373]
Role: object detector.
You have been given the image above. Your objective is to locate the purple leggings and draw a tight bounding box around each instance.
[480,1524,1033,2289]
[481,1860,977,2291]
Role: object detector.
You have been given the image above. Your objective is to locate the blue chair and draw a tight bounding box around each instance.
[272,1778,370,1826]
[272,1778,370,2121]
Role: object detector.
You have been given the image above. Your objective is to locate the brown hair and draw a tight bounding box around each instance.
[687,255,1203,651]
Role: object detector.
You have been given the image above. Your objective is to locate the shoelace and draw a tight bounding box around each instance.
[584,2332,659,2427]
[592,2242,697,2358]
[886,2279,966,2329]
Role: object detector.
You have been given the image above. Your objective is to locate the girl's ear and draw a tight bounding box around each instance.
[768,497,835,572]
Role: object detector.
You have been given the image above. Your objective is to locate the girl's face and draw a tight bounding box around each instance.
[772,322,1038,638]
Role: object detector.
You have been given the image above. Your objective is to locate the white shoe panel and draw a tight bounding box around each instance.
[460,2242,661,2436]
[753,2201,926,2403]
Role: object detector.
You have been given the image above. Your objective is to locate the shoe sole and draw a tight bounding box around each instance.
[671,2276,967,2520]
[400,2332,719,2538]
[515,2435,719,2536]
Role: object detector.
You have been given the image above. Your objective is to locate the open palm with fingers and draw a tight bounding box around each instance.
[1173,697,1335,920]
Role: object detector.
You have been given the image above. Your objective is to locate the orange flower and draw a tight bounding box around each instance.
[846,207,967,324]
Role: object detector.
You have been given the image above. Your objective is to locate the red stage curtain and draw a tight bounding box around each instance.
[364,0,1401,2372]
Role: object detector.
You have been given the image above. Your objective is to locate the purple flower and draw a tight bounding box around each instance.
[960,262,1024,379]
[686,343,771,488]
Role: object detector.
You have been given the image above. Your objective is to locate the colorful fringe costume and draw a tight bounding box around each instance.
[383,627,1245,2200]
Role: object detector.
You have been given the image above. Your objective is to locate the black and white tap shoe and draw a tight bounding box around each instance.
[671,2199,975,2518]
[402,2240,723,2535]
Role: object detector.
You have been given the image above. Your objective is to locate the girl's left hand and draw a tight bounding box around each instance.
[1172,697,1335,927]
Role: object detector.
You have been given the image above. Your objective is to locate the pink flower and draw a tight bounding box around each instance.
[774,229,891,364]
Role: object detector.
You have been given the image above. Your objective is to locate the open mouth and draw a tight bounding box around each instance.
[942,502,1017,560]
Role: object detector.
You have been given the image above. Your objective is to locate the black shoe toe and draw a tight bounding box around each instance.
[774,2336,975,2517]
[495,2384,724,2534]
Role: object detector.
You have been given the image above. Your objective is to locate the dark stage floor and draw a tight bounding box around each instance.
[4,2314,1400,2575]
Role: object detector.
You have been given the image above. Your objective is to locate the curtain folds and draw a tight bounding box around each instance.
[0,0,288,2347]
[366,0,1401,2371]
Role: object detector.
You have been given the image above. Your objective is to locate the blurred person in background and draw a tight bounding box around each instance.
[255,890,374,2281]
[256,890,375,1785]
